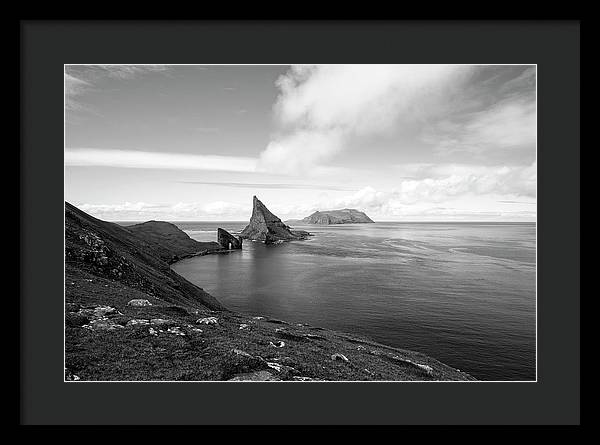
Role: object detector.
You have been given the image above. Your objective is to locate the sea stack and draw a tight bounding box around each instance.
[217,228,242,250]
[240,196,310,244]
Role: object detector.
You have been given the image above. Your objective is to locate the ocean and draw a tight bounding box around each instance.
[167,221,536,381]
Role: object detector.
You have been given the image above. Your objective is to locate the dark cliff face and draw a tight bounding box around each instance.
[65,202,225,311]
[302,209,374,224]
[240,196,310,243]
[217,228,242,250]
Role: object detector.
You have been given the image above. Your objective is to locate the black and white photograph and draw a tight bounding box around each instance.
[64,64,537,382]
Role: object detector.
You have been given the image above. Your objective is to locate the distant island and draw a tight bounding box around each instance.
[288,209,374,225]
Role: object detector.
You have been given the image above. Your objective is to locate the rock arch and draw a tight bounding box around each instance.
[217,228,242,250]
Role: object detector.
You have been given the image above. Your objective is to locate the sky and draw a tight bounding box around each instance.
[65,64,536,221]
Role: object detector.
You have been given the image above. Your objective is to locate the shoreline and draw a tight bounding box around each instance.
[167,247,239,264]
[166,238,477,381]
[65,202,475,381]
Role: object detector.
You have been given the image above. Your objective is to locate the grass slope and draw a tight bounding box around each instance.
[125,220,222,264]
[64,202,474,382]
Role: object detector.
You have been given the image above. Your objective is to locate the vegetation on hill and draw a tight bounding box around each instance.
[65,202,474,381]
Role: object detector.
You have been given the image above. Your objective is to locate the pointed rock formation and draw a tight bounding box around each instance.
[240,196,310,244]
[217,228,242,250]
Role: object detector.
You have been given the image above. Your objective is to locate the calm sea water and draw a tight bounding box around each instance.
[167,221,535,381]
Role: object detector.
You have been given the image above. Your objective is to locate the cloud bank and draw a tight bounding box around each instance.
[67,65,536,221]
[78,201,252,221]
[283,161,537,219]
[426,97,536,157]
[79,160,536,221]
[177,181,357,191]
[65,148,258,173]
[258,65,473,174]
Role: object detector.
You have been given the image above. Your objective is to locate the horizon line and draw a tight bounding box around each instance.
[110,219,537,223]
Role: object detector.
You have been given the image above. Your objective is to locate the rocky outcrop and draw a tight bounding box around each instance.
[66,294,476,381]
[127,299,152,307]
[217,228,242,250]
[126,220,221,263]
[298,209,374,225]
[65,201,225,311]
[240,196,310,244]
[228,370,280,381]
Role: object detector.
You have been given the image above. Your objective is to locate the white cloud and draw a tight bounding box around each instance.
[259,65,473,174]
[78,200,252,221]
[67,65,537,222]
[426,96,536,156]
[66,65,171,82]
[79,202,166,213]
[274,65,469,133]
[270,161,537,220]
[173,201,251,217]
[392,161,537,199]
[75,160,536,221]
[81,65,171,80]
[65,73,90,109]
[65,74,100,116]
[65,148,258,173]
[259,129,344,175]
[498,66,536,94]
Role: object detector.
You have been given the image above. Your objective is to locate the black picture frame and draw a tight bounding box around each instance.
[20,20,580,425]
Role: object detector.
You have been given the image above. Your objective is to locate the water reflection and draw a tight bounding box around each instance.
[172,222,536,380]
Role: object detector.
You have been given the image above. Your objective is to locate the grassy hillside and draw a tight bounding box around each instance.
[65,202,475,381]
[125,220,222,263]
[65,202,224,310]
